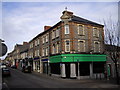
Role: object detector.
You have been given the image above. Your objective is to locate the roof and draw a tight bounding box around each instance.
[29,21,62,43]
[71,15,104,27]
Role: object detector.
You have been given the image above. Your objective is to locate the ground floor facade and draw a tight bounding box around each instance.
[50,54,106,79]
[14,54,106,79]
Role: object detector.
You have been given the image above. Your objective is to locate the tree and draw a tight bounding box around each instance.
[103,17,120,85]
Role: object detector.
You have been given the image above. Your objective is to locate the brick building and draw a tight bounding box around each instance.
[27,10,106,79]
[5,10,106,79]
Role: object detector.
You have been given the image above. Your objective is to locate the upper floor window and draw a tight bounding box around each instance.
[56,43,59,53]
[35,40,37,46]
[65,24,69,34]
[78,24,85,35]
[94,41,100,52]
[37,39,40,45]
[37,50,39,56]
[42,36,45,44]
[46,47,48,56]
[52,44,55,54]
[65,40,70,52]
[56,28,60,37]
[52,30,56,39]
[42,48,45,56]
[93,27,99,37]
[78,40,85,52]
[30,43,33,48]
[46,34,48,42]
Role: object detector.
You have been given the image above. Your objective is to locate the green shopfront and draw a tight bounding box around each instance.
[50,54,106,79]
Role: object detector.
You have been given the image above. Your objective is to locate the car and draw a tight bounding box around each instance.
[2,68,11,76]
[11,65,17,69]
[22,66,32,73]
[1,65,6,69]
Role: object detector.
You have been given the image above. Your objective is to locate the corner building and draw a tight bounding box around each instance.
[30,10,106,79]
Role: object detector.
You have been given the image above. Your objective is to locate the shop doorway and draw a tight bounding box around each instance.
[43,62,48,74]
[65,63,70,78]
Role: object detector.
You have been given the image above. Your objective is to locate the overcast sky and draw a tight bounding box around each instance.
[1,0,119,59]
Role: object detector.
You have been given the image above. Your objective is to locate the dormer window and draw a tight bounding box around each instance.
[65,24,69,34]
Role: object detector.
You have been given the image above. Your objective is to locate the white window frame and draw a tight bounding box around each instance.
[65,39,70,52]
[56,43,59,53]
[65,24,69,34]
[37,50,39,56]
[93,27,99,37]
[42,36,45,44]
[56,28,60,37]
[46,47,48,56]
[52,30,56,39]
[78,40,85,52]
[42,48,44,56]
[77,24,85,35]
[52,44,55,54]
[94,41,100,52]
[46,34,48,42]
[35,40,37,46]
[37,39,39,45]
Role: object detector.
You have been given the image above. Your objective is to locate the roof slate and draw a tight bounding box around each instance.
[71,15,104,27]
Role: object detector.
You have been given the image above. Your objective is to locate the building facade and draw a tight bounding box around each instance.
[27,10,106,79]
[5,10,106,79]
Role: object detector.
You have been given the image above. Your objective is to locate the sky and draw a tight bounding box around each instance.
[0,0,119,59]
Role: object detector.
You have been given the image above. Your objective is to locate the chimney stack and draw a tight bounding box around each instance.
[23,42,28,45]
[44,26,51,31]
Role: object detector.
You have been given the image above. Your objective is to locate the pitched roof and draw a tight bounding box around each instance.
[29,21,62,42]
[71,15,104,27]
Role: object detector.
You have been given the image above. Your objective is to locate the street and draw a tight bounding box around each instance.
[2,68,120,89]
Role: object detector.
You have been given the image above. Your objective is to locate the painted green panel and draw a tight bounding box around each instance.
[50,54,106,63]
[50,55,61,63]
[61,56,74,62]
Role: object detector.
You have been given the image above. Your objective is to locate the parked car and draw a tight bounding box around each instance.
[1,63,7,69]
[11,65,17,69]
[2,68,11,76]
[1,65,6,69]
[22,66,31,73]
